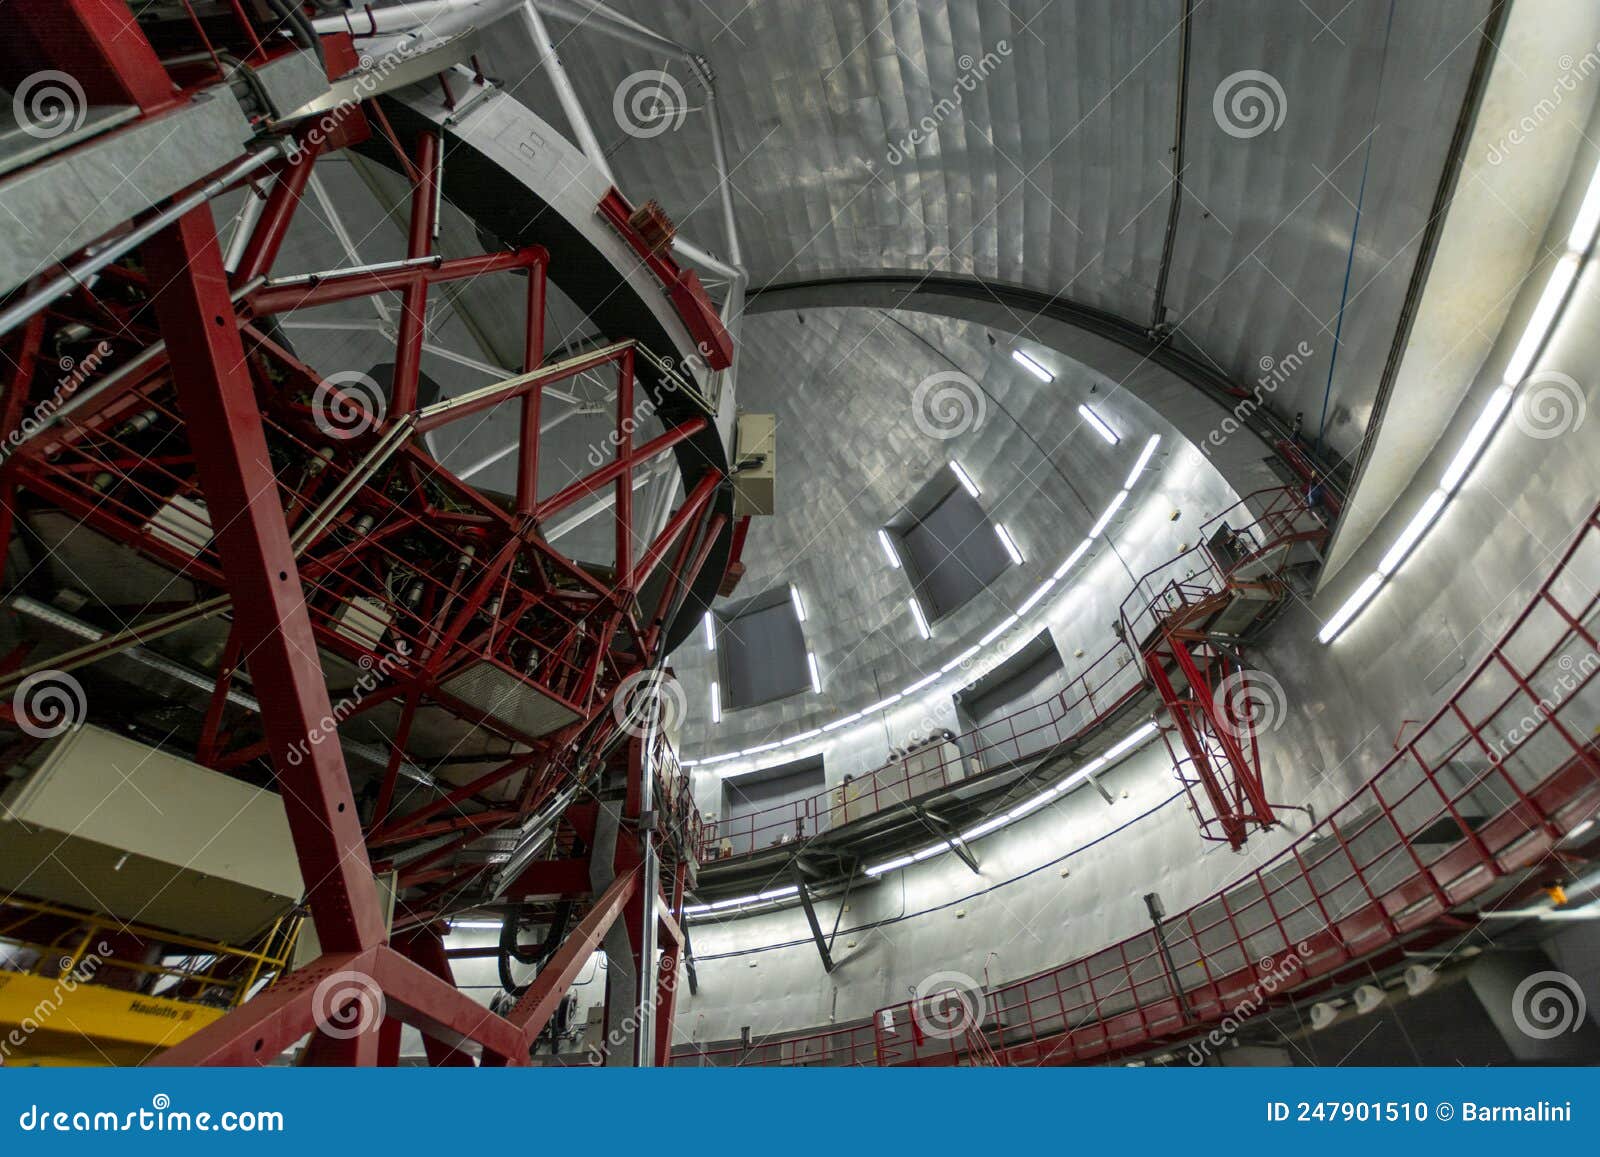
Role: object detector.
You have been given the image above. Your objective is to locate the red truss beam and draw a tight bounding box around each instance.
[3,0,730,1067]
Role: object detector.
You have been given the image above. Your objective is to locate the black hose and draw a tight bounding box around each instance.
[496,901,575,996]
[260,0,326,67]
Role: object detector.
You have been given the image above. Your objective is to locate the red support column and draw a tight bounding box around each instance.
[516,258,547,514]
[141,207,387,955]
[391,132,439,416]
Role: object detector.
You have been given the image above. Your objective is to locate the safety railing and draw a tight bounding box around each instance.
[1119,486,1328,648]
[867,502,1600,1065]
[700,640,1145,860]
[0,897,302,1011]
[700,487,1325,862]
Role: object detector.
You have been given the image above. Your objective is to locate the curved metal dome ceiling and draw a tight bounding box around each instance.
[492,0,1491,461]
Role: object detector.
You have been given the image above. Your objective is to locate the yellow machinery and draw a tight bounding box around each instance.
[0,897,301,1066]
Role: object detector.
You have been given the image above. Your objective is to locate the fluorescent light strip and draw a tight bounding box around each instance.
[1078,404,1119,445]
[807,651,822,693]
[448,920,504,931]
[790,584,806,622]
[822,711,864,733]
[704,611,716,651]
[694,485,1149,767]
[691,883,803,916]
[878,528,901,568]
[941,645,981,673]
[863,693,903,715]
[1502,253,1579,385]
[1317,573,1382,644]
[1053,538,1091,580]
[1011,348,1053,382]
[1089,489,1128,538]
[710,681,722,724]
[1016,577,1056,617]
[1125,435,1161,489]
[1570,159,1600,253]
[1321,150,1600,647]
[1376,488,1448,577]
[908,596,932,639]
[866,721,1160,875]
[1440,385,1513,493]
[995,523,1024,565]
[979,614,1018,647]
[949,460,980,497]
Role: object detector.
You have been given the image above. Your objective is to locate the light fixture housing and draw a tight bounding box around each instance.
[1124,435,1160,488]
[995,523,1023,565]
[878,528,901,568]
[1011,349,1053,382]
[703,611,716,651]
[807,651,822,694]
[949,460,980,497]
[790,584,806,622]
[710,681,722,724]
[1317,573,1382,644]
[1078,403,1119,445]
[908,596,931,639]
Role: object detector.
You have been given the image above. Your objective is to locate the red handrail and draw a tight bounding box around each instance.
[673,501,1600,1066]
[700,487,1325,861]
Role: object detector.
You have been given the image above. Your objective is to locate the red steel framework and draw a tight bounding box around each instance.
[0,0,729,1065]
[675,500,1600,1066]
